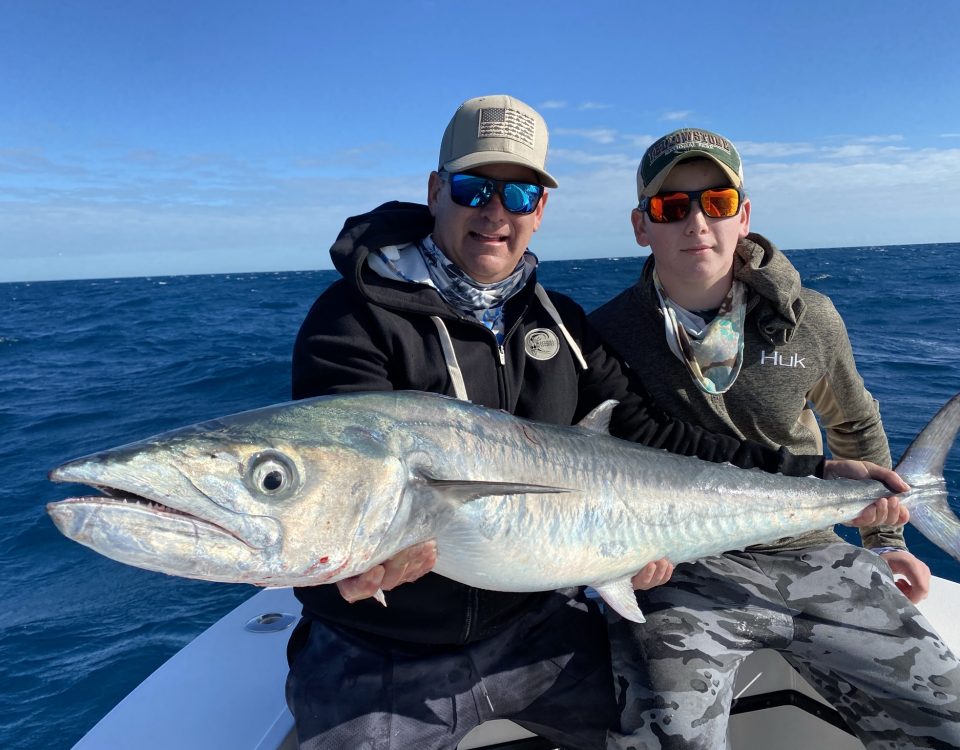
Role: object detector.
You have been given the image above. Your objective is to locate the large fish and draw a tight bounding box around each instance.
[47,391,960,623]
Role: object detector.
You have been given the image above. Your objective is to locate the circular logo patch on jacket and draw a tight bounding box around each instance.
[525,328,561,361]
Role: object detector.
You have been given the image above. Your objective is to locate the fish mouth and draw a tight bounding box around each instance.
[47,487,246,544]
[47,460,280,550]
[45,470,284,585]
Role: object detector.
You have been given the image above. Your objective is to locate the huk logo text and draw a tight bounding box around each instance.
[760,350,806,368]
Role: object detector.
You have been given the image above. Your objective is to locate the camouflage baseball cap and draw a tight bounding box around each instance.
[438,95,559,188]
[637,128,743,200]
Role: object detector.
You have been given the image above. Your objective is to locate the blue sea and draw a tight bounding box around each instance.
[2,244,959,749]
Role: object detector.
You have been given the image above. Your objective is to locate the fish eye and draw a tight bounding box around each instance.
[245,451,300,499]
[262,469,283,491]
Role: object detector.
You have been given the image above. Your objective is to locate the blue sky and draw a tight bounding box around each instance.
[2,0,959,281]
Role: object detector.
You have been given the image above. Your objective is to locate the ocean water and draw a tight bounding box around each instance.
[2,243,959,749]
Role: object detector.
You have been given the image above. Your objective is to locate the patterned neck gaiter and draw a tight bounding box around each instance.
[653,269,747,395]
[418,235,536,344]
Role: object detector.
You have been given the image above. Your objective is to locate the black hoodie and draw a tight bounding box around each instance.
[291,202,823,645]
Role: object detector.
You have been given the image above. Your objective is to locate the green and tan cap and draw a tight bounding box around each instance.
[637,128,743,200]
[438,94,558,188]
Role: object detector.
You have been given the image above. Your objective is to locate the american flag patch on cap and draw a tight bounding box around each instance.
[478,106,536,149]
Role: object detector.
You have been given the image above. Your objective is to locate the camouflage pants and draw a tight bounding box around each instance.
[286,588,617,750]
[607,543,960,750]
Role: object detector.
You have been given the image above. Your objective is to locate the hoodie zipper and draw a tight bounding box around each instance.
[454,314,516,411]
[459,315,525,641]
[493,308,529,409]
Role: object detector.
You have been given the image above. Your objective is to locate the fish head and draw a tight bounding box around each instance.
[46,398,412,587]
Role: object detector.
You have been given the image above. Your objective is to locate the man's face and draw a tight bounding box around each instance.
[632,159,750,301]
[427,163,547,284]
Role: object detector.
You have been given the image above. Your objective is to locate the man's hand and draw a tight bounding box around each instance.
[823,459,910,527]
[335,540,438,604]
[631,558,674,590]
[880,549,931,603]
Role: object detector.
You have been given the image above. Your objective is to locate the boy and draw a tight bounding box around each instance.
[590,128,960,749]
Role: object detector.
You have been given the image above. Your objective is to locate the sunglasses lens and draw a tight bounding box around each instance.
[501,182,543,214]
[649,192,691,223]
[701,188,741,218]
[447,174,543,214]
[449,175,492,208]
[647,188,742,223]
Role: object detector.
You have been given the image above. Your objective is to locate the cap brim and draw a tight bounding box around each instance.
[442,151,559,189]
[639,151,741,198]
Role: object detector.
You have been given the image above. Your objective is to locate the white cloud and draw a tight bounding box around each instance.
[296,142,398,169]
[553,128,619,144]
[536,163,639,265]
[624,134,657,149]
[739,139,910,162]
[578,102,612,111]
[540,138,960,260]
[851,134,905,144]
[736,141,818,158]
[742,145,960,248]
[820,144,910,159]
[661,110,693,121]
[550,148,635,167]
[3,134,958,281]
[539,100,568,109]
[0,145,427,280]
[0,148,92,177]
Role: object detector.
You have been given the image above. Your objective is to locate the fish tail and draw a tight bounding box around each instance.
[896,392,960,562]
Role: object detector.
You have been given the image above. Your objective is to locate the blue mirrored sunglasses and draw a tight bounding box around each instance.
[443,172,544,215]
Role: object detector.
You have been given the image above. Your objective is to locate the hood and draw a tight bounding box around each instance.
[328,201,456,316]
[327,200,542,319]
[330,201,436,284]
[734,232,807,345]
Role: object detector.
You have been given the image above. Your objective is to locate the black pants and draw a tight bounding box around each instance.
[286,589,617,750]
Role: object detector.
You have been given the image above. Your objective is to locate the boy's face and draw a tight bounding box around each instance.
[632,159,750,300]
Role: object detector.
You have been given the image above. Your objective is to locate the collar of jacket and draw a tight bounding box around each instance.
[328,200,540,320]
[734,232,806,345]
[330,201,434,281]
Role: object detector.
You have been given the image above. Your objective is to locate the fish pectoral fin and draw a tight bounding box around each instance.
[422,478,573,503]
[577,400,618,434]
[593,578,645,623]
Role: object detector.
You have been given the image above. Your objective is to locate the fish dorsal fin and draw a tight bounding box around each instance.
[422,478,572,503]
[593,577,645,623]
[578,400,618,434]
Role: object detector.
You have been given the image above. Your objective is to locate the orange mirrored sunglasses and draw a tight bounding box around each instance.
[640,187,743,223]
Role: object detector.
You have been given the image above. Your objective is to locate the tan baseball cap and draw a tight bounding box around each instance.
[637,128,744,200]
[438,95,559,188]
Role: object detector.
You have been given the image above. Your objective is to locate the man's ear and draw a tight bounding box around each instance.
[427,171,443,216]
[631,207,651,247]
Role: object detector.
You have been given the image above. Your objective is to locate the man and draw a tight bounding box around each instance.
[590,127,960,749]
[285,99,904,750]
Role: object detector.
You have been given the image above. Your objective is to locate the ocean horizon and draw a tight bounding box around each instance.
[8,240,960,286]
